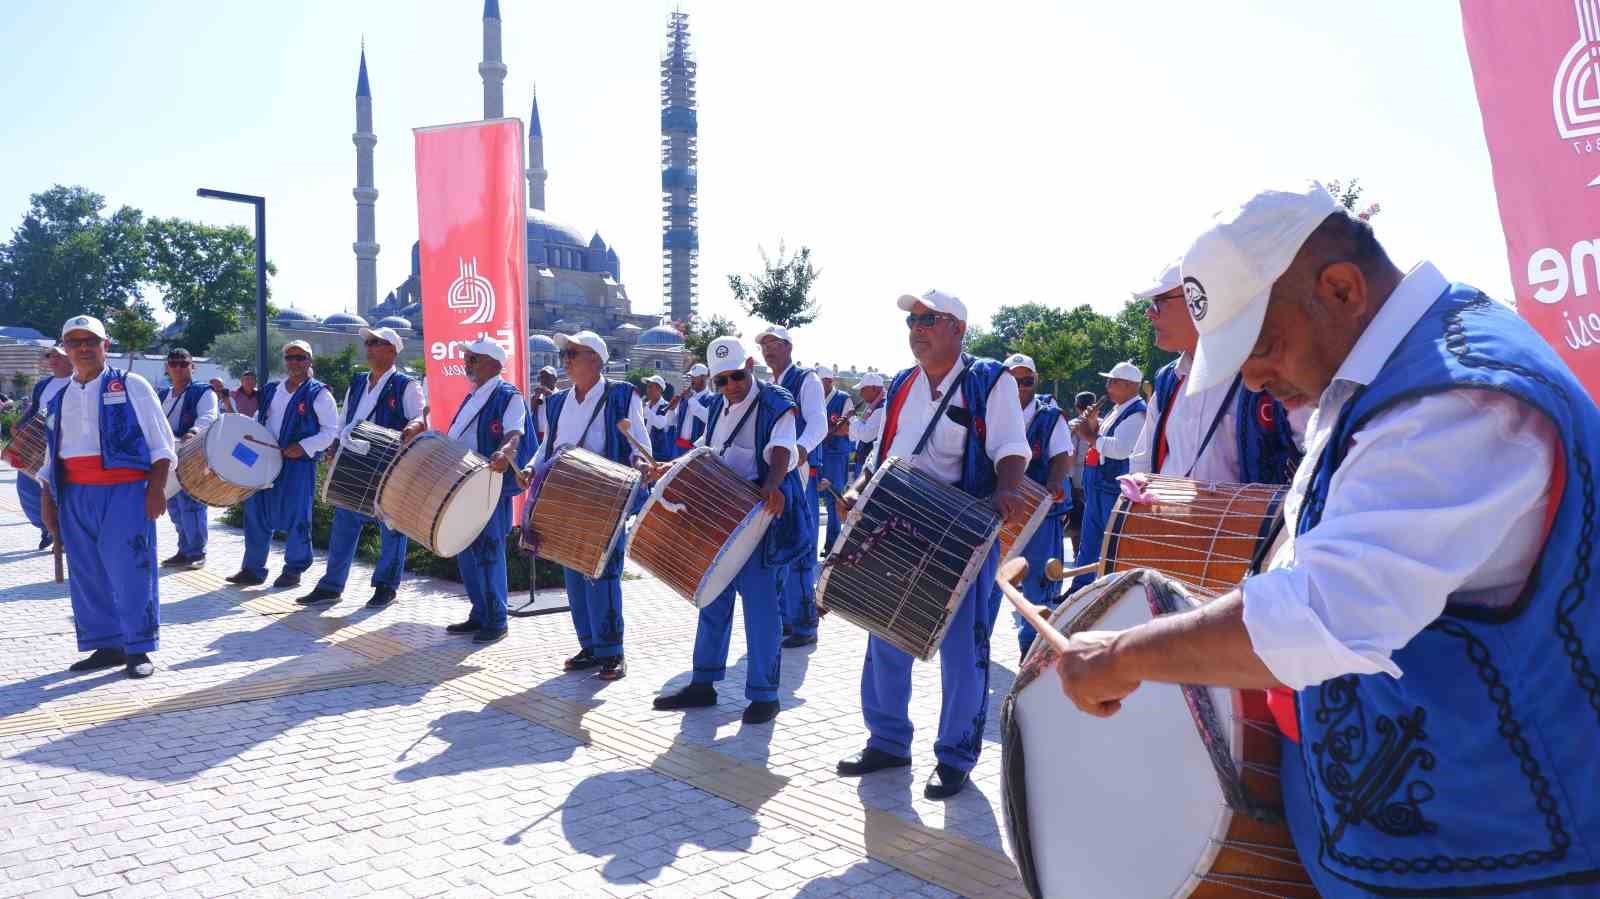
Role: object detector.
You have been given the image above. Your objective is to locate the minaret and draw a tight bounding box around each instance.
[526,88,547,211]
[479,0,506,119]
[352,46,379,316]
[661,11,699,321]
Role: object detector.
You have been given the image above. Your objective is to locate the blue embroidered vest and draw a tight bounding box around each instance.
[703,382,809,567]
[648,398,671,459]
[343,370,413,431]
[543,380,638,466]
[451,379,536,499]
[778,365,814,446]
[1091,397,1145,486]
[157,382,210,436]
[44,368,153,498]
[1285,284,1600,895]
[258,378,329,460]
[882,355,1006,499]
[670,389,709,458]
[1151,360,1299,485]
[821,390,852,457]
[1024,395,1070,516]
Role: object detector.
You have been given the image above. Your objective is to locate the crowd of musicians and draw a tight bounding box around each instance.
[9,180,1599,896]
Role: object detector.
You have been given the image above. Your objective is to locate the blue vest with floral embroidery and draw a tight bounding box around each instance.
[257,378,329,459]
[452,379,535,500]
[343,370,413,431]
[157,382,210,436]
[882,355,1006,498]
[1024,395,1070,517]
[703,382,809,568]
[1284,284,1600,896]
[1150,360,1299,484]
[44,368,152,499]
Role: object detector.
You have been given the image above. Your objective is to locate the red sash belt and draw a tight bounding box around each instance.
[675,436,694,449]
[1265,686,1299,743]
[1084,446,1101,467]
[63,455,146,486]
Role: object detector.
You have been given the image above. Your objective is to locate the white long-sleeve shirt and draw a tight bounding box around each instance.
[1242,262,1553,690]
[534,379,650,463]
[1093,398,1146,462]
[771,364,827,454]
[43,370,177,484]
[263,379,341,454]
[646,398,672,430]
[341,368,425,433]
[849,400,885,444]
[1129,354,1239,482]
[696,383,798,481]
[1023,399,1074,469]
[161,384,219,438]
[872,363,1029,485]
[447,376,528,449]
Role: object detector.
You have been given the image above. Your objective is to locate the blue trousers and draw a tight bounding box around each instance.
[861,544,999,772]
[691,552,784,701]
[816,446,849,554]
[457,504,510,632]
[59,481,159,654]
[1005,511,1065,656]
[1071,466,1113,593]
[242,458,316,579]
[17,473,45,538]
[315,507,408,593]
[782,471,822,638]
[166,490,209,559]
[564,543,624,657]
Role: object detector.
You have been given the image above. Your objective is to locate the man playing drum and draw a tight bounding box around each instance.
[523,330,649,676]
[665,363,712,461]
[1064,390,1094,541]
[815,366,853,558]
[1067,361,1146,593]
[38,315,176,679]
[847,371,886,483]
[998,352,1073,659]
[299,326,423,608]
[835,289,1028,799]
[10,344,72,550]
[757,325,827,650]
[158,347,219,570]
[1055,182,1600,897]
[650,336,807,724]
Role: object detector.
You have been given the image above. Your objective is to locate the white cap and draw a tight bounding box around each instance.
[1181,180,1344,395]
[1131,259,1183,300]
[1003,353,1036,373]
[643,375,666,388]
[60,315,107,341]
[815,365,836,379]
[1098,360,1142,383]
[707,336,748,377]
[538,365,558,377]
[465,339,507,365]
[858,372,886,388]
[896,288,967,324]
[360,326,403,352]
[755,325,792,346]
[554,330,609,365]
[687,363,708,377]
[44,344,68,358]
[282,339,314,357]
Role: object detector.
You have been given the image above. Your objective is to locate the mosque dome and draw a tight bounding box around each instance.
[273,308,321,325]
[376,316,413,331]
[526,209,590,250]
[323,312,368,328]
[638,325,684,347]
[528,334,559,354]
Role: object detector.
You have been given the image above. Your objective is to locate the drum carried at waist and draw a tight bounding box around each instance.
[167,413,283,506]
[2,416,49,483]
[377,432,499,558]
[817,456,999,661]
[521,445,641,580]
[1099,475,1288,598]
[321,421,404,519]
[996,477,1053,564]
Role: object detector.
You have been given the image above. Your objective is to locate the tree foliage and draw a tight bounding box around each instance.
[727,242,820,329]
[106,304,160,359]
[314,344,362,401]
[145,217,269,354]
[968,298,1175,400]
[0,186,148,334]
[676,314,739,364]
[210,324,288,378]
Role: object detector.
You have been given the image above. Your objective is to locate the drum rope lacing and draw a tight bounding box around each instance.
[1104,476,1286,595]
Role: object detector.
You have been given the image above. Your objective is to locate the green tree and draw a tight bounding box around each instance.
[0,185,148,334]
[106,304,159,362]
[1112,297,1173,384]
[962,325,1009,360]
[11,371,34,396]
[727,242,820,329]
[678,314,739,364]
[144,217,271,354]
[210,324,288,378]
[314,344,362,400]
[624,367,655,391]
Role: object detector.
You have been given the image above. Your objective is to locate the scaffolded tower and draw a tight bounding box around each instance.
[660,12,699,322]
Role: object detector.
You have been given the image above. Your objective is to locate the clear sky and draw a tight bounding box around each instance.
[0,0,1510,373]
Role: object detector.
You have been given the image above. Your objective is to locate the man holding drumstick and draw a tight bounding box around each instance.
[757,326,828,650]
[999,352,1073,659]
[10,344,72,551]
[157,347,218,570]
[834,289,1028,799]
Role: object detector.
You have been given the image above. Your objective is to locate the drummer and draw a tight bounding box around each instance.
[227,340,339,588]
[1066,361,1145,592]
[1128,261,1299,484]
[1064,391,1094,540]
[665,363,712,460]
[650,336,807,724]
[521,330,649,677]
[815,366,853,557]
[834,289,1028,799]
[529,365,557,445]
[299,326,423,608]
[756,325,827,650]
[38,315,176,679]
[158,347,218,570]
[847,371,886,482]
[998,352,1073,659]
[642,375,672,460]
[1054,182,1600,897]
[10,344,72,550]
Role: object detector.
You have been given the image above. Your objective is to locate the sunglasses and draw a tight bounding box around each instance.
[713,370,748,388]
[463,353,483,365]
[364,339,391,348]
[1147,291,1183,314]
[560,347,589,360]
[905,312,952,329]
[167,359,191,368]
[284,354,310,363]
[61,337,101,349]
[1016,376,1035,387]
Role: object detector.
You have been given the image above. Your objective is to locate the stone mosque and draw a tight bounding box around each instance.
[271,0,691,379]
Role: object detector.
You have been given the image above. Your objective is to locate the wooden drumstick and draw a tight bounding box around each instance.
[1044,558,1100,582]
[615,419,655,461]
[996,557,1070,654]
[817,478,844,503]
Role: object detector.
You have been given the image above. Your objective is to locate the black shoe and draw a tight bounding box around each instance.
[184,555,206,570]
[272,572,301,589]
[365,587,397,608]
[38,533,52,550]
[653,682,716,710]
[563,649,600,671]
[125,653,155,680]
[742,700,779,725]
[923,763,969,800]
[782,633,817,649]
[836,748,912,777]
[68,649,126,672]
[225,571,265,586]
[472,628,508,645]
[445,620,481,635]
[295,587,341,606]
[160,553,187,567]
[596,656,627,681]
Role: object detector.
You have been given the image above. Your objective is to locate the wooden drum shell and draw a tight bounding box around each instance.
[996,477,1052,564]
[377,432,498,558]
[2,416,49,482]
[626,447,769,607]
[520,446,641,580]
[175,434,258,507]
[321,422,404,519]
[1099,475,1288,598]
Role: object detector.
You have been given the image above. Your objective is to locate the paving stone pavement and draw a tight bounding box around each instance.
[0,468,1045,897]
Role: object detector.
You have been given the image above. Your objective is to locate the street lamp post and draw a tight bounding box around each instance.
[196,189,267,380]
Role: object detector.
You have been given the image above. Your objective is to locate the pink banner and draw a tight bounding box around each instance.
[413,119,529,433]
[1462,0,1600,400]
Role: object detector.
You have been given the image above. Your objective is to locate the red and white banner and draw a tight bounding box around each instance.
[1462,0,1600,400]
[414,118,529,429]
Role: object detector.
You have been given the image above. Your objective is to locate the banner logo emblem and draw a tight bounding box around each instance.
[1553,0,1600,140]
[447,257,497,326]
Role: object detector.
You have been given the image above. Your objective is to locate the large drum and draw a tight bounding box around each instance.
[1100,475,1288,598]
[626,447,773,607]
[996,477,1053,564]
[1001,569,1311,898]
[321,421,404,519]
[169,414,283,506]
[817,457,1000,661]
[377,432,499,558]
[2,416,49,482]
[521,445,641,579]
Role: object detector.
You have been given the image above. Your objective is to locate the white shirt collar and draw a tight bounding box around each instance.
[920,362,964,400]
[366,367,394,393]
[1332,261,1448,389]
[471,375,505,401]
[723,383,759,418]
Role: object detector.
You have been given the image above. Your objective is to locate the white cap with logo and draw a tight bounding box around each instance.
[1131,259,1183,300]
[1181,181,1344,396]
[60,315,108,341]
[815,365,836,379]
[465,339,507,364]
[360,326,404,352]
[1002,353,1036,373]
[707,336,748,377]
[539,365,558,377]
[755,325,792,346]
[1098,361,1142,383]
[282,339,315,358]
[554,330,609,365]
[687,363,708,377]
[896,288,967,324]
[858,372,886,389]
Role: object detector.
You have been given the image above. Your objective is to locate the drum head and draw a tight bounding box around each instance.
[203,414,282,488]
[429,464,501,558]
[691,506,774,607]
[1005,572,1234,899]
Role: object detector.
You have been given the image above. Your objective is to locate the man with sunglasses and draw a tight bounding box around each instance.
[833,289,1028,799]
[998,353,1073,659]
[8,344,72,550]
[651,336,808,723]
[530,365,558,445]
[756,325,828,650]
[228,340,339,588]
[848,371,886,482]
[37,315,176,679]
[814,366,853,557]
[522,330,648,674]
[157,347,219,569]
[1067,360,1146,592]
[665,363,712,460]
[299,327,423,609]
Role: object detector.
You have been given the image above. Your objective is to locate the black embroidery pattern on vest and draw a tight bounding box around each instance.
[1309,676,1437,845]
